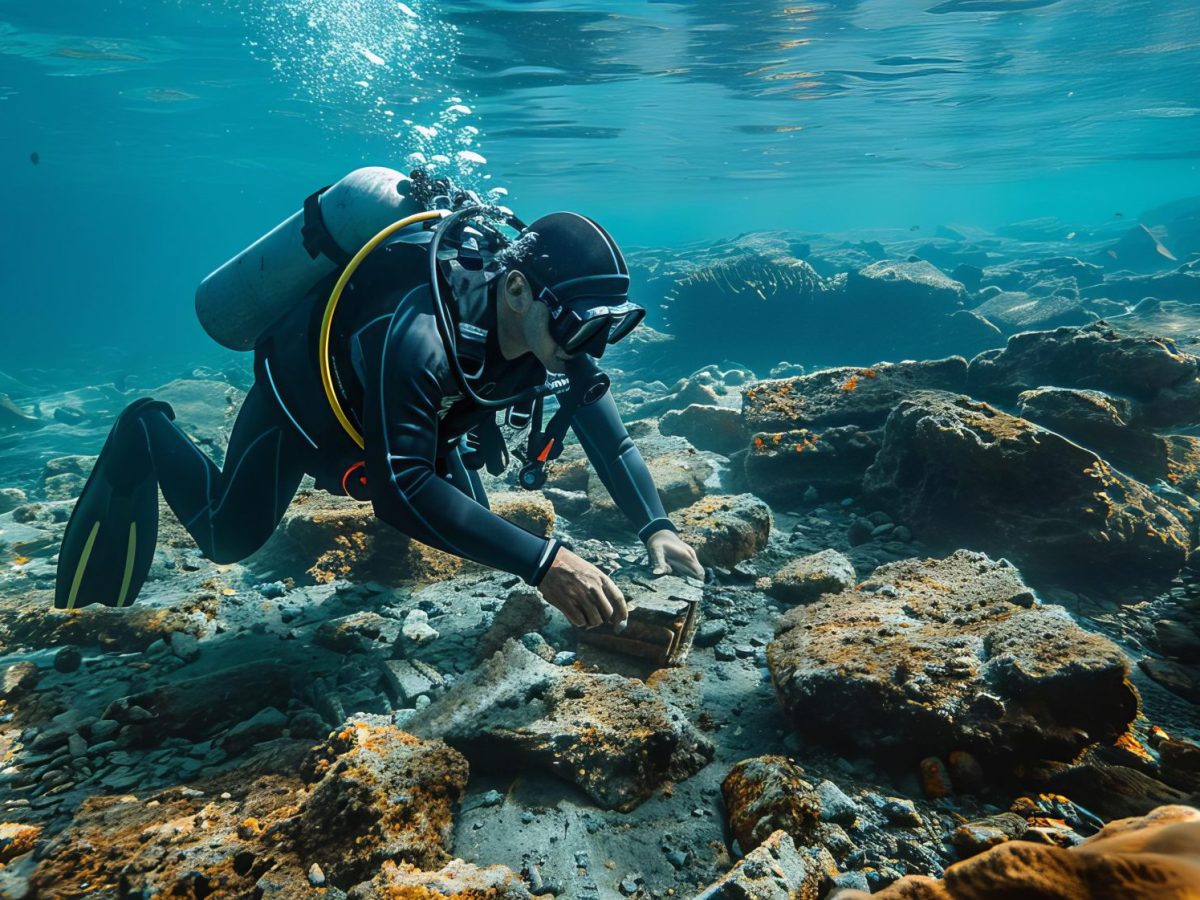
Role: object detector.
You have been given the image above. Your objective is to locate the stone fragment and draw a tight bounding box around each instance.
[691,829,836,899]
[768,550,1138,766]
[379,659,442,706]
[402,609,439,644]
[405,640,713,811]
[3,661,39,698]
[951,812,1029,858]
[475,587,550,662]
[721,755,820,854]
[675,493,772,567]
[815,781,860,826]
[768,549,856,604]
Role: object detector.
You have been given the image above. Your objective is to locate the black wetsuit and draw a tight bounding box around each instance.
[138,239,675,585]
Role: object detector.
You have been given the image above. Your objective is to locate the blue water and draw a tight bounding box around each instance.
[2,0,1198,372]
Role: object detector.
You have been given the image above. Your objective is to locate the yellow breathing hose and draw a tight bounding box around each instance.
[319,209,448,449]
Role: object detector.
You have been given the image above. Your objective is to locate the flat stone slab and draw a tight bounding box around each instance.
[767,550,1139,767]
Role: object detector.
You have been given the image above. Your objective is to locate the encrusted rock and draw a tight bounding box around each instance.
[692,829,836,899]
[768,549,856,604]
[290,716,468,885]
[837,805,1200,899]
[742,358,967,433]
[405,639,713,811]
[768,550,1139,766]
[346,858,538,899]
[745,425,880,504]
[862,392,1194,588]
[675,493,772,567]
[722,756,821,854]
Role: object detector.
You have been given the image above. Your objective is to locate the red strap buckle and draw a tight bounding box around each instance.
[341,461,369,499]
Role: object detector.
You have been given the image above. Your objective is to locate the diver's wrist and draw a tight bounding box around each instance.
[639,518,677,544]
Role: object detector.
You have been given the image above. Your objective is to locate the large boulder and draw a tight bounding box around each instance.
[288,717,469,885]
[405,640,713,811]
[768,550,1139,766]
[834,805,1200,900]
[862,392,1195,588]
[675,493,773,567]
[966,322,1200,430]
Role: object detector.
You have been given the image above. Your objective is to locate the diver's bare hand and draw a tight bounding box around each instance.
[538,547,628,630]
[646,529,705,579]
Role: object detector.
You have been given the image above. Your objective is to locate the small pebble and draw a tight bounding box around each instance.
[666,849,688,868]
[553,651,577,666]
[54,646,82,674]
[620,879,639,895]
[521,810,535,823]
[308,863,326,887]
[481,789,503,807]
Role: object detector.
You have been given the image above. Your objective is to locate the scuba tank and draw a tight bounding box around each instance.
[195,167,426,351]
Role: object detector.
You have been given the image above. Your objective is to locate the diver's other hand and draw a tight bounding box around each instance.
[538,547,628,630]
[646,529,705,578]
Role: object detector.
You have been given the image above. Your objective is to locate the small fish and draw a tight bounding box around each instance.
[1114,212,1125,218]
[909,224,921,231]
[1066,231,1076,240]
[30,151,38,165]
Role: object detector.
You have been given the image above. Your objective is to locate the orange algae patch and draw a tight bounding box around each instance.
[840,376,859,392]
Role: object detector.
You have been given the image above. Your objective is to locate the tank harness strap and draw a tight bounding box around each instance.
[301,186,353,267]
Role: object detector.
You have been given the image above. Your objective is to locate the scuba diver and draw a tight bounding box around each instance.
[54,167,704,630]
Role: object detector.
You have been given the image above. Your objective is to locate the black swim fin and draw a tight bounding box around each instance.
[54,398,174,610]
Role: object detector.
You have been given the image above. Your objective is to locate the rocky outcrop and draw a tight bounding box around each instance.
[833,805,1200,900]
[28,716,469,896]
[722,756,821,854]
[743,359,968,433]
[674,493,773,567]
[862,392,1195,587]
[966,322,1200,430]
[768,550,1139,766]
[405,640,713,811]
[845,259,967,312]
